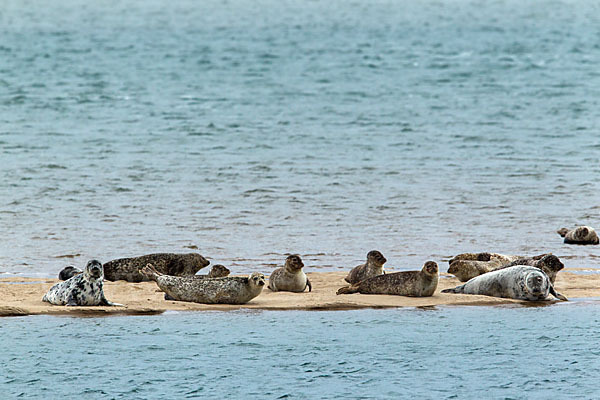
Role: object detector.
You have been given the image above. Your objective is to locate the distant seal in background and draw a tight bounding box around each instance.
[447,259,503,282]
[268,254,312,293]
[497,254,564,284]
[345,250,387,284]
[142,264,265,305]
[557,226,599,245]
[103,253,210,282]
[337,261,439,297]
[441,265,567,301]
[43,260,123,306]
[164,264,231,300]
[58,265,82,281]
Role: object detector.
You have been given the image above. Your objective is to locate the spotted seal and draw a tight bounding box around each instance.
[337,261,439,297]
[163,264,231,300]
[441,265,567,301]
[103,253,210,282]
[345,250,387,284]
[142,264,265,304]
[268,255,312,293]
[496,254,563,284]
[448,252,520,265]
[43,260,123,306]
[557,226,599,245]
[58,265,82,281]
[447,259,503,282]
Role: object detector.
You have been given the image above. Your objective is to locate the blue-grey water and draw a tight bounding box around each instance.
[2,306,600,399]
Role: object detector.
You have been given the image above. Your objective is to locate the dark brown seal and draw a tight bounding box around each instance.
[337,261,438,297]
[103,253,210,282]
[557,226,599,245]
[344,250,387,284]
[268,255,312,293]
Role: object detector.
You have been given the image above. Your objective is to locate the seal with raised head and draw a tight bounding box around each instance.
[441,265,567,301]
[268,254,312,293]
[103,252,210,282]
[557,226,599,245]
[58,265,82,281]
[345,250,387,284]
[142,264,265,305]
[43,260,123,306]
[337,261,439,297]
[163,264,231,300]
[497,254,564,284]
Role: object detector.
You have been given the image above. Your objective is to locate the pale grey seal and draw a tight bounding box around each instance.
[58,265,82,281]
[142,264,265,305]
[442,265,567,301]
[268,254,312,293]
[103,253,210,282]
[557,226,599,245]
[337,261,439,297]
[344,250,387,284]
[43,260,123,306]
[497,254,564,284]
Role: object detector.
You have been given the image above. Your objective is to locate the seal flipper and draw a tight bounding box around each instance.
[164,293,177,301]
[441,284,465,294]
[336,285,359,295]
[99,295,124,307]
[306,278,312,292]
[549,285,568,301]
[66,294,78,306]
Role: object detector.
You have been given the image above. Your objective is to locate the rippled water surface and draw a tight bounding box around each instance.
[1,0,599,276]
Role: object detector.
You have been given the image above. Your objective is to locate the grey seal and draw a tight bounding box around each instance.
[43,260,123,306]
[337,261,439,297]
[344,250,387,284]
[497,254,564,284]
[447,259,504,282]
[142,264,265,305]
[557,226,599,245]
[58,266,82,281]
[268,255,312,293]
[448,252,520,265]
[441,265,567,301]
[103,253,210,282]
[164,264,231,300]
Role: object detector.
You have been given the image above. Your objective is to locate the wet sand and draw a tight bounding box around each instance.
[1,269,598,317]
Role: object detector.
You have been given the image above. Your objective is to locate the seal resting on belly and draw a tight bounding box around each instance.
[103,252,210,282]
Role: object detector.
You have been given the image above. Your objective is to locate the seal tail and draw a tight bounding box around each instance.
[336,285,359,295]
[140,263,162,281]
[441,286,464,294]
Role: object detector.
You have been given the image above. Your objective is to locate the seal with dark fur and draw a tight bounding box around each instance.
[103,253,210,282]
[345,250,387,284]
[337,261,438,297]
[442,265,567,301]
[58,265,82,281]
[164,264,231,300]
[557,226,599,245]
[496,254,564,284]
[43,260,123,306]
[142,264,265,305]
[268,255,312,293]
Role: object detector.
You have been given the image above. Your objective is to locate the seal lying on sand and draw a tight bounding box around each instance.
[498,254,564,284]
[337,261,438,297]
[345,250,387,284]
[103,253,210,282]
[447,259,503,282]
[557,226,599,245]
[58,266,82,281]
[164,264,231,300]
[268,255,312,293]
[43,260,123,306]
[142,264,265,304]
[448,252,520,265]
[442,265,567,301]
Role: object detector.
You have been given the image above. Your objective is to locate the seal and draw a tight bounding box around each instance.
[345,250,387,284]
[441,265,567,301]
[163,264,231,300]
[58,265,82,281]
[103,253,210,282]
[268,254,312,293]
[42,259,123,306]
[497,254,563,284]
[337,261,439,297]
[142,264,265,305]
[448,252,520,265]
[557,226,599,245]
[447,259,503,282]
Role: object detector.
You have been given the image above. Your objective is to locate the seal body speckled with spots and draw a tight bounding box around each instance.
[344,250,387,284]
[442,265,567,301]
[447,259,503,282]
[58,265,82,281]
[557,226,599,245]
[268,255,312,293]
[142,264,265,304]
[495,254,563,284]
[448,252,521,265]
[164,265,231,300]
[103,253,210,282]
[337,261,439,297]
[43,260,123,306]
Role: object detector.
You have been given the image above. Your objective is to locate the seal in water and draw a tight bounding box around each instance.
[345,250,387,284]
[441,265,567,301]
[496,254,564,284]
[103,253,210,282]
[337,261,439,297]
[268,254,312,293]
[164,264,231,300]
[142,264,265,305]
[58,265,82,281]
[43,260,123,306]
[557,226,599,245]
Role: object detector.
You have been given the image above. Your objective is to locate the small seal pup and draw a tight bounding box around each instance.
[497,254,564,284]
[557,226,599,245]
[103,252,210,282]
[163,264,231,300]
[58,265,82,281]
[268,254,312,293]
[441,265,567,301]
[142,264,265,304]
[337,261,439,297]
[43,260,123,306]
[345,250,387,284]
